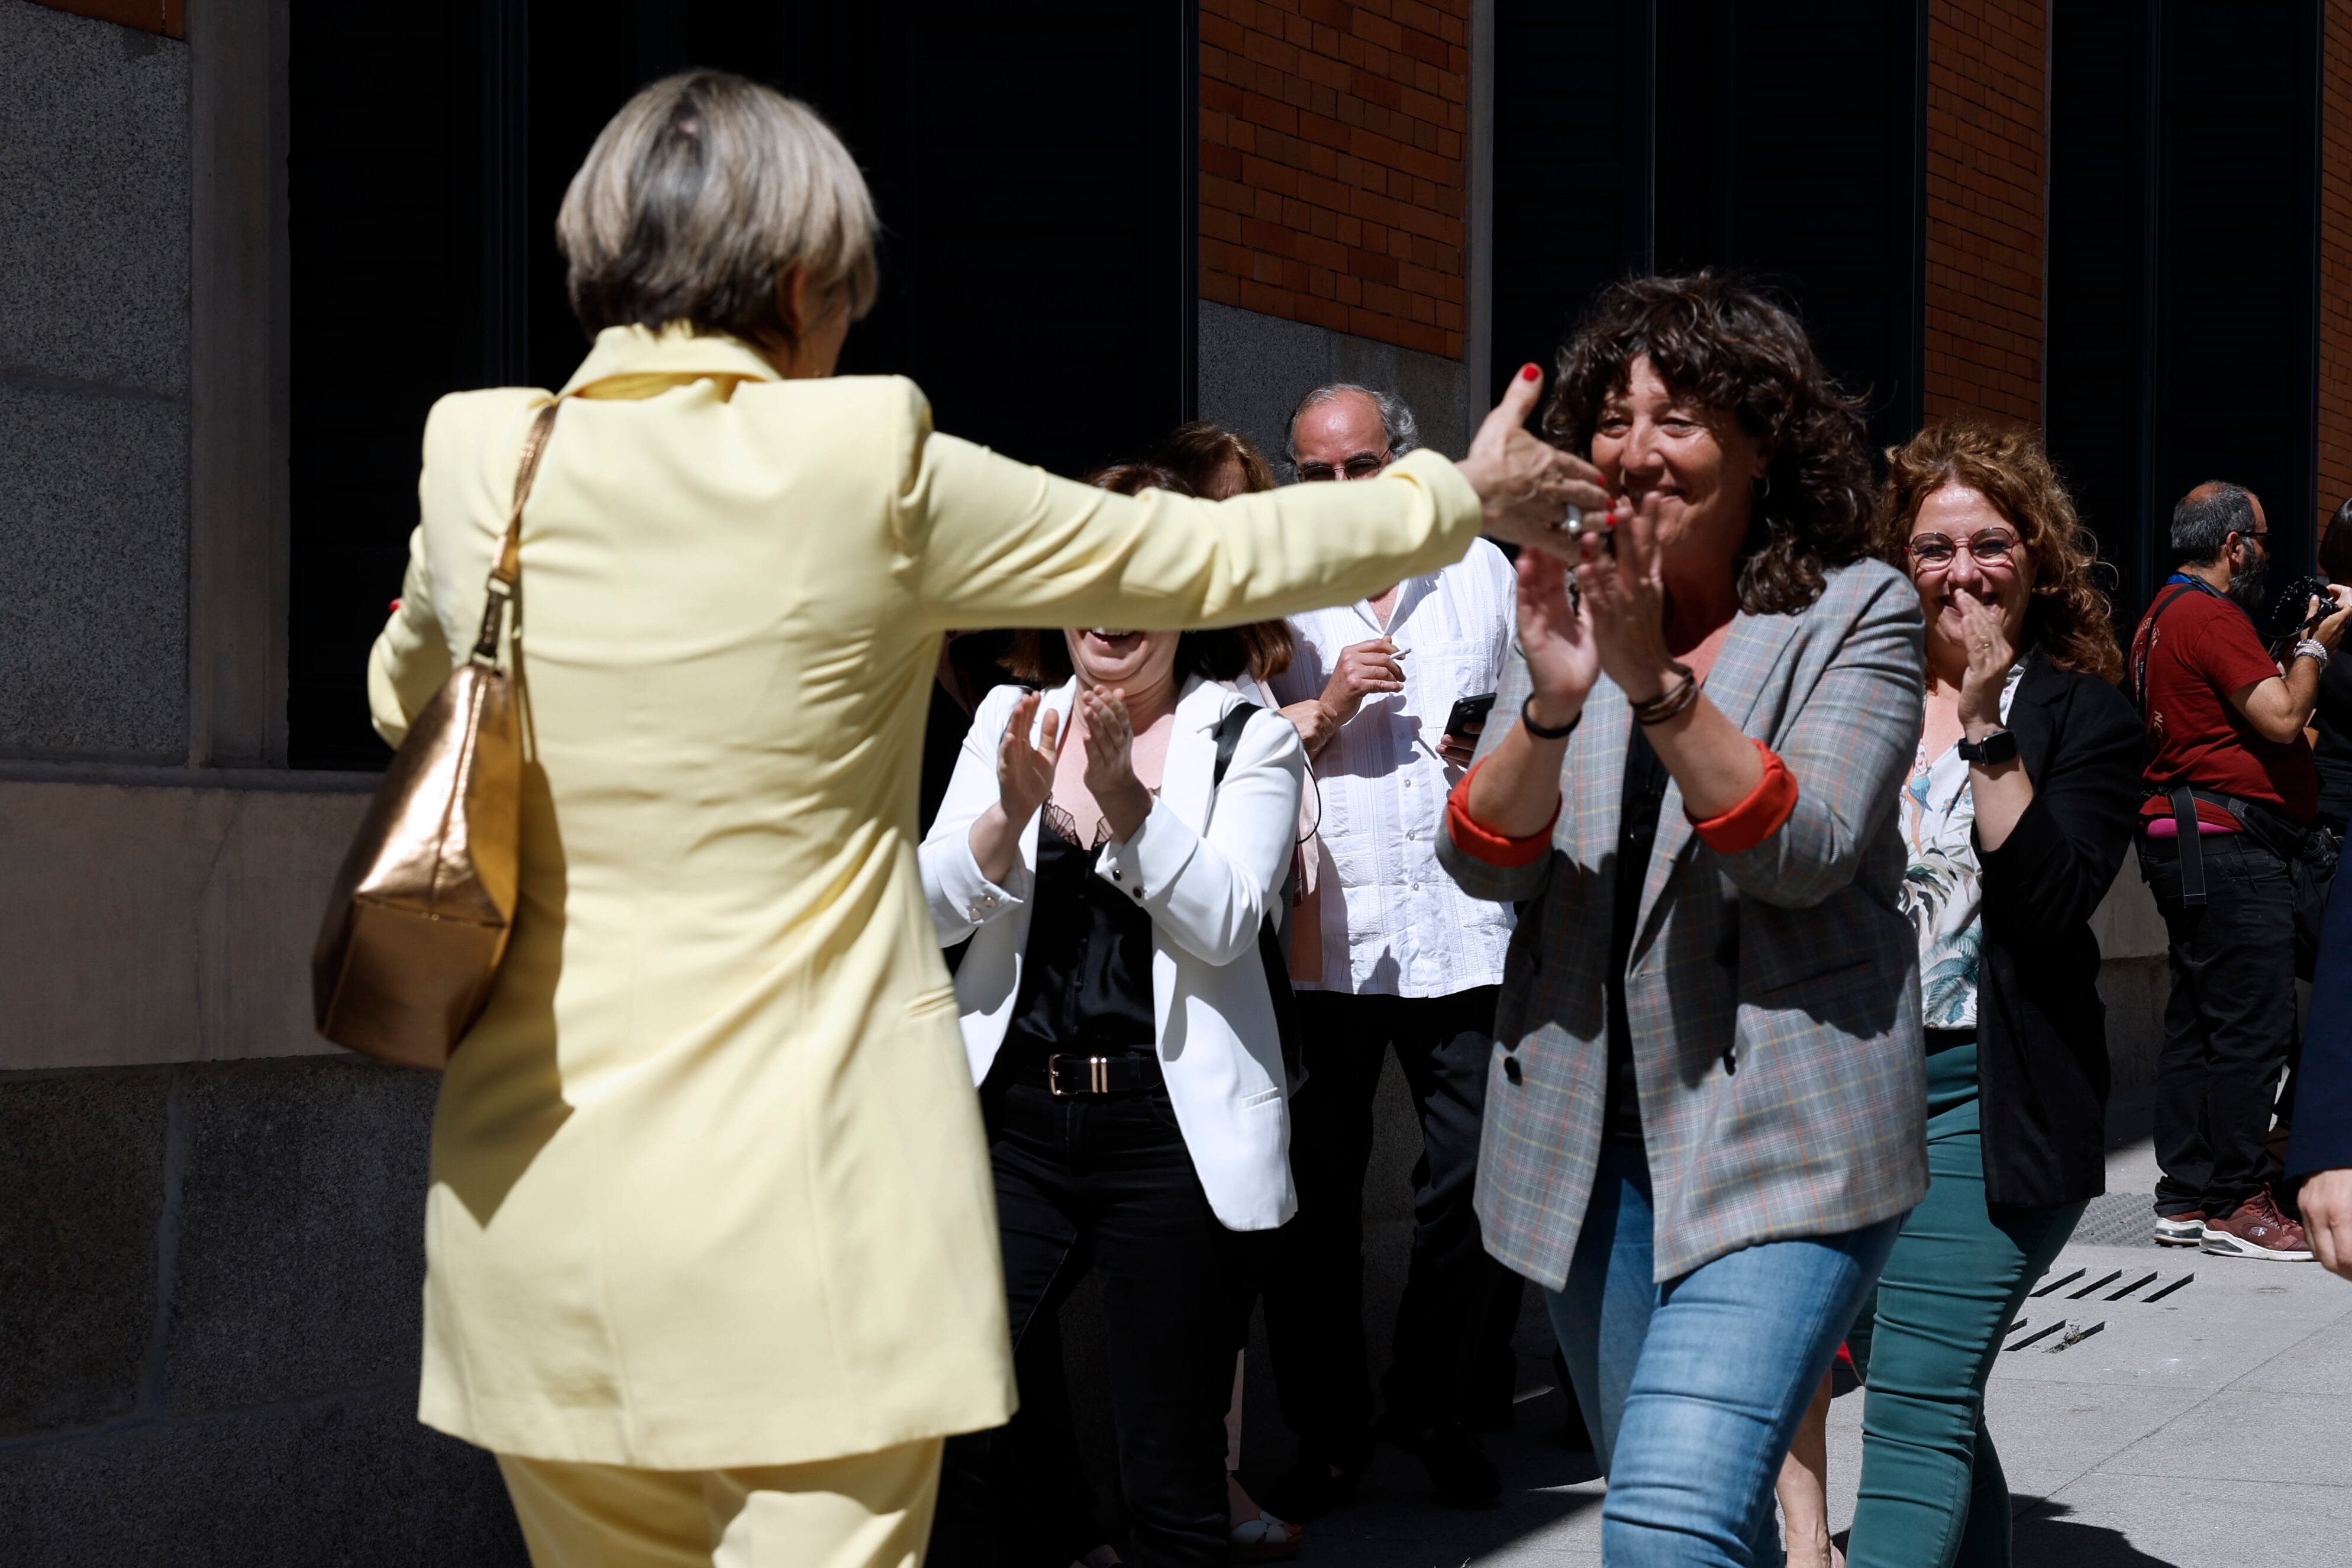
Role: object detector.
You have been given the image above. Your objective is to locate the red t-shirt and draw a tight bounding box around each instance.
[2131,582,2318,827]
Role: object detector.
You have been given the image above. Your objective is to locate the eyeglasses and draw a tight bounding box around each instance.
[2240,529,2272,552]
[1904,530,2022,570]
[1297,450,1392,483]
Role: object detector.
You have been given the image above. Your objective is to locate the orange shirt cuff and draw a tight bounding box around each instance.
[1690,740,1798,854]
[1446,758,1559,867]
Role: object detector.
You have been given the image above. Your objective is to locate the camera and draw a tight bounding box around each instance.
[2263,573,2334,651]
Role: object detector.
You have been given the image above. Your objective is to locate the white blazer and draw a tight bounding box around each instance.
[920,674,1306,1231]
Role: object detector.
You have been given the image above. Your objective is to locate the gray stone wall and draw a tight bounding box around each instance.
[0,1,192,762]
[1198,301,1475,475]
[0,1057,525,1567]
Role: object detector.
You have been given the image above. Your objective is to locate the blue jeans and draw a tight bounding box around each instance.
[1546,1141,1903,1568]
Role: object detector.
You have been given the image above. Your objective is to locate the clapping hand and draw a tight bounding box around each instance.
[996,689,1063,825]
[1516,546,1600,725]
[968,689,1064,889]
[1079,686,1154,843]
[1573,489,1673,701]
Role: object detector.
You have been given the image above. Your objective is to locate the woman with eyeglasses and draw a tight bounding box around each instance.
[1786,420,2142,1568]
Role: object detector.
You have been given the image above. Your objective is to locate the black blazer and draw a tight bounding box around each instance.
[1972,651,2146,1206]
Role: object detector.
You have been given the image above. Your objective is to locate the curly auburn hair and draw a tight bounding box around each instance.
[1001,463,1295,686]
[1874,420,2122,683]
[1544,271,1879,616]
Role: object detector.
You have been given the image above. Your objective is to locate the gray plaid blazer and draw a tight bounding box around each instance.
[1438,558,1930,1286]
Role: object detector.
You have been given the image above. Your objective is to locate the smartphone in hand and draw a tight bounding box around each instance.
[1444,692,1498,740]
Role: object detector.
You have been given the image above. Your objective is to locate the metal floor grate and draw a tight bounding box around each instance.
[2068,1190,2160,1248]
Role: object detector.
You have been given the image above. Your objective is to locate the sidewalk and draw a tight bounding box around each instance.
[1280,1129,2352,1566]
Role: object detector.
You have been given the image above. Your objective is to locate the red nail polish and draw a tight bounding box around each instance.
[1521,363,1540,382]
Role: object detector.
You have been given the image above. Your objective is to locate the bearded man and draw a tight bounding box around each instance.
[2131,482,2352,1260]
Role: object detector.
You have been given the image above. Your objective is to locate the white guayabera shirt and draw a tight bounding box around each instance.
[1268,538,1518,996]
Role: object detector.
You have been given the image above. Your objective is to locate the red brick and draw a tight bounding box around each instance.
[1197,0,1468,360]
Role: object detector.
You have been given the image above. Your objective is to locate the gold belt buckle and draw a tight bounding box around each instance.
[1048,1055,1111,1096]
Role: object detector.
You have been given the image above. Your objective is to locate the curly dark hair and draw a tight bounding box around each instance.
[1876,420,2123,683]
[1001,463,1294,685]
[1543,272,1879,616]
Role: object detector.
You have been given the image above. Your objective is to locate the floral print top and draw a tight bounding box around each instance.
[1899,660,2025,1030]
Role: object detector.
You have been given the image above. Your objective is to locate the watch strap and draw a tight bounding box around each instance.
[1957,728,2018,766]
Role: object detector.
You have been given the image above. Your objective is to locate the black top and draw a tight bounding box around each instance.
[2312,653,2352,830]
[1001,804,1159,1060]
[1972,651,2147,1205]
[1605,727,1669,1143]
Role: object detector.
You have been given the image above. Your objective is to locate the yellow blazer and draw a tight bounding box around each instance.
[367,324,1484,1469]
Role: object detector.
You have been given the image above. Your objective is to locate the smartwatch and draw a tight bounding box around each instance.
[1956,728,2019,766]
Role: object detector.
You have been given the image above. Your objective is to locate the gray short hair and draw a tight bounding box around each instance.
[2170,482,2258,565]
[557,71,879,345]
[1285,383,1421,476]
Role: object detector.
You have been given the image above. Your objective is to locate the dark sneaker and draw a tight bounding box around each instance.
[2154,1211,2206,1247]
[1411,1422,1502,1508]
[2201,1189,2314,1261]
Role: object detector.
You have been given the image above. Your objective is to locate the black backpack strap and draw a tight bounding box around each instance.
[2132,582,2208,709]
[1212,701,1256,790]
[1207,698,1304,1088]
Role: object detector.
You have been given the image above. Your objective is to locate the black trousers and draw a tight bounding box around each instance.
[1260,986,1512,1460]
[930,1074,1268,1568]
[2140,833,2298,1218]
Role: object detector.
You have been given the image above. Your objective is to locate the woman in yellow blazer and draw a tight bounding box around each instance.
[366,71,1599,1568]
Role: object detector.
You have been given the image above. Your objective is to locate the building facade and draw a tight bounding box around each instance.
[0,0,2343,1558]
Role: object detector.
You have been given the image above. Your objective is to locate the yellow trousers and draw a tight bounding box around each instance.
[496,1438,943,1568]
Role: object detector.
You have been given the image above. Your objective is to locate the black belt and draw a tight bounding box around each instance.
[2148,786,2311,909]
[1043,1052,1163,1097]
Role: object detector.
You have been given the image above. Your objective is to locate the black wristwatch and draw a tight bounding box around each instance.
[1956,728,2018,766]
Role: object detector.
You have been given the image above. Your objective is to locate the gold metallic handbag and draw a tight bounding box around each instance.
[311,402,559,1069]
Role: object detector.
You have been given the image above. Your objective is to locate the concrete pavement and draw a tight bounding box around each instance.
[1258,1131,2352,1567]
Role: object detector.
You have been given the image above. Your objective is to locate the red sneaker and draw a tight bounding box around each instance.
[2154,1211,2206,1247]
[2200,1189,2314,1261]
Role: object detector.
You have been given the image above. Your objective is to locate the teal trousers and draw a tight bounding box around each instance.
[1845,1037,2085,1568]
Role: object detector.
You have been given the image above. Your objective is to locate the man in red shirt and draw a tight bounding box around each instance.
[2132,482,2352,1260]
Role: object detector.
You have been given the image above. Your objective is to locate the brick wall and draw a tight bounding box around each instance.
[2319,1,2352,534]
[1198,0,1469,360]
[1921,0,2046,427]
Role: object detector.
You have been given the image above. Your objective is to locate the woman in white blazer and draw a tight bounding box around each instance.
[921,465,1306,1568]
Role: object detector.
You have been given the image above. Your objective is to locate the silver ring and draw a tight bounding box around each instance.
[1550,504,1583,535]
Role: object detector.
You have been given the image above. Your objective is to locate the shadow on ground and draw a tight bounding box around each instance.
[2013,1498,2183,1567]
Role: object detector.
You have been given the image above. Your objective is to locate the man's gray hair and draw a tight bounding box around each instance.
[1285,382,1421,475]
[2170,482,2259,566]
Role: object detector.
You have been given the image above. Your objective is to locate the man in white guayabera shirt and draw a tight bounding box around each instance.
[1258,382,1520,1516]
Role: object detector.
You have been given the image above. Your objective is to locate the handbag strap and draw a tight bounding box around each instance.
[469,401,563,667]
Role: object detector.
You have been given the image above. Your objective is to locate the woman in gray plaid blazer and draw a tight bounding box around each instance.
[1439,274,1928,1567]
